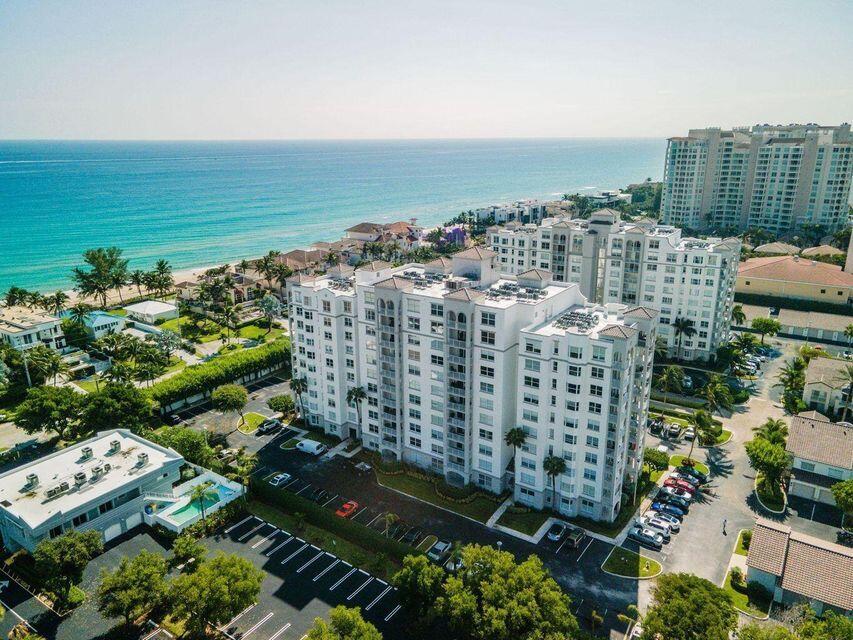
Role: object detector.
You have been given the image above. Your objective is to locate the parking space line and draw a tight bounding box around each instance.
[384,605,401,622]
[251,528,280,549]
[243,612,274,638]
[313,559,341,582]
[321,494,339,507]
[268,623,291,640]
[376,579,387,586]
[576,538,594,562]
[350,507,370,522]
[366,512,384,526]
[346,576,373,601]
[329,567,357,591]
[265,536,293,557]
[295,483,312,496]
[365,585,392,611]
[281,543,309,565]
[555,537,571,554]
[282,477,300,489]
[220,603,256,630]
[342,561,351,567]
[574,598,584,615]
[225,515,256,534]
[0,596,36,632]
[296,550,325,573]
[239,522,268,542]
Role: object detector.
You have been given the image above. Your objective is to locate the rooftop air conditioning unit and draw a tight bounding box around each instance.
[109,440,121,453]
[81,446,93,460]
[25,473,39,488]
[91,465,103,477]
[58,481,70,492]
[45,485,62,498]
[103,463,112,473]
[137,452,149,467]
[74,472,86,485]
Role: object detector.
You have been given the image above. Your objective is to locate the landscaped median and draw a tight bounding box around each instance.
[237,412,267,434]
[754,472,786,513]
[496,506,551,536]
[669,455,710,476]
[601,546,661,579]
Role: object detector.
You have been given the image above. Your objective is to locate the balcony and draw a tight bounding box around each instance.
[447,416,466,429]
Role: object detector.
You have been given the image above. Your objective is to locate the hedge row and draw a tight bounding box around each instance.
[148,339,290,407]
[251,480,417,562]
[650,391,707,409]
[650,406,723,426]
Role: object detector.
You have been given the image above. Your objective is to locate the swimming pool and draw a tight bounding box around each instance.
[163,485,237,525]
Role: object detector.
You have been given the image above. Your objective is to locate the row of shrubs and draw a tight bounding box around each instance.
[148,339,290,407]
[650,405,724,426]
[251,480,416,563]
[650,391,707,409]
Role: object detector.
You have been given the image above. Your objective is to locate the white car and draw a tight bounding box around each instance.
[296,439,328,456]
[683,427,695,441]
[646,510,681,532]
[268,473,292,487]
[637,515,671,541]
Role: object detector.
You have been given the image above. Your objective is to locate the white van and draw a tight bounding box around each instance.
[296,439,328,456]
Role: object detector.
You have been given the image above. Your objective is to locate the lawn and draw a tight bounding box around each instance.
[376,471,500,523]
[496,508,550,536]
[238,412,267,434]
[280,438,300,449]
[158,315,224,343]
[724,570,771,618]
[247,499,400,579]
[602,546,661,578]
[669,455,710,476]
[735,529,751,556]
[416,534,438,552]
[301,428,342,448]
[237,323,283,342]
[755,473,785,512]
[715,429,733,445]
[73,377,101,394]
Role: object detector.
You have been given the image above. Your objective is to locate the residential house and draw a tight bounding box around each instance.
[123,300,179,325]
[738,305,853,346]
[786,412,852,506]
[738,255,853,305]
[803,358,851,418]
[83,311,127,340]
[0,306,65,351]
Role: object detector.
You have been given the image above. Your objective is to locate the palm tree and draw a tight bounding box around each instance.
[346,386,367,437]
[26,290,45,310]
[129,270,146,297]
[3,286,28,307]
[543,455,567,513]
[111,265,128,303]
[685,409,714,460]
[190,482,217,533]
[383,512,399,537]
[774,357,806,393]
[672,317,697,360]
[104,361,135,384]
[834,364,853,422]
[45,291,70,316]
[257,253,278,290]
[654,365,684,405]
[703,373,733,416]
[29,348,69,385]
[291,376,308,422]
[153,259,174,298]
[504,426,527,463]
[731,305,746,327]
[732,332,757,354]
[219,305,238,342]
[238,259,251,274]
[654,336,669,361]
[752,418,788,446]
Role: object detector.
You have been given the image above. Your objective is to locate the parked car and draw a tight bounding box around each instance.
[669,471,700,487]
[664,478,697,495]
[166,414,183,426]
[547,522,567,542]
[661,484,694,500]
[650,501,685,520]
[682,375,693,390]
[637,516,671,541]
[627,526,663,550]
[401,527,423,546]
[312,489,329,504]
[217,448,238,461]
[427,539,452,563]
[843,351,853,360]
[444,555,464,573]
[257,418,283,435]
[296,439,328,456]
[268,472,292,487]
[646,510,681,532]
[659,492,691,512]
[683,427,696,441]
[335,500,359,518]
[676,465,708,483]
[565,527,586,548]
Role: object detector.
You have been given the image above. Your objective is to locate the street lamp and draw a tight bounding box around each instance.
[496,541,502,552]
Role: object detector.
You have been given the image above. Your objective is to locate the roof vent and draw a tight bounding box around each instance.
[73,472,87,485]
[81,446,93,460]
[109,440,121,453]
[137,452,149,467]
[25,473,39,488]
[103,463,112,473]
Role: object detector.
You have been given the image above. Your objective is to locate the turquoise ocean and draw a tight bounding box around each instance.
[0,139,665,293]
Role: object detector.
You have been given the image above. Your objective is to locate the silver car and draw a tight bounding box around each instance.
[638,515,672,541]
[647,510,681,532]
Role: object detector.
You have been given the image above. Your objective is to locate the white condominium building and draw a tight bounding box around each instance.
[489,209,740,361]
[661,123,853,234]
[0,306,65,352]
[286,249,656,521]
[472,200,550,224]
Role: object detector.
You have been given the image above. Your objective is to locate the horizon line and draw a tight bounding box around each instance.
[0,135,667,143]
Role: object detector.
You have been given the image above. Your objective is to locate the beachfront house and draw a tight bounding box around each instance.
[0,430,242,552]
[83,311,127,340]
[0,305,65,352]
[123,300,179,325]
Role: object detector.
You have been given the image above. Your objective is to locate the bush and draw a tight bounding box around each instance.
[149,339,290,408]
[742,529,752,550]
[644,447,670,471]
[732,388,750,404]
[650,391,707,409]
[251,480,416,562]
[267,394,295,415]
[730,566,744,586]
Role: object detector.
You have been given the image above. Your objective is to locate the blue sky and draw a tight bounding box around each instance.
[1,0,851,139]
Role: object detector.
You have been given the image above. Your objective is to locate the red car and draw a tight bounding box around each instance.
[664,478,696,494]
[335,500,359,518]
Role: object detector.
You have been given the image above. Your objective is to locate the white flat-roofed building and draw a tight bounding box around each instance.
[490,209,739,361]
[0,430,183,552]
[0,306,65,352]
[287,249,657,520]
[123,300,179,325]
[513,303,656,521]
[472,200,549,224]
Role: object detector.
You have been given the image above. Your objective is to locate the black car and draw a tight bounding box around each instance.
[661,493,691,511]
[257,418,283,435]
[166,414,183,425]
[312,489,329,504]
[402,527,423,546]
[676,465,708,484]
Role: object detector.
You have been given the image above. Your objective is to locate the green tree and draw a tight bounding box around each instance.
[685,409,716,460]
[745,437,791,490]
[15,385,83,439]
[267,394,295,416]
[152,330,182,361]
[44,291,70,316]
[34,530,103,604]
[833,364,853,421]
[643,447,669,472]
[752,418,788,447]
[392,554,446,623]
[796,611,853,640]
[543,455,567,513]
[504,426,527,462]
[655,365,684,404]
[129,269,146,297]
[150,426,215,466]
[383,512,399,537]
[702,374,733,416]
[81,382,153,434]
[190,482,217,532]
[307,606,381,640]
[96,550,167,629]
[436,544,578,640]
[732,332,758,355]
[72,247,129,308]
[640,573,737,640]
[731,305,746,326]
[171,534,207,571]
[168,552,264,638]
[737,623,797,640]
[673,317,697,360]
[28,346,69,386]
[256,294,282,333]
[345,386,367,436]
[211,383,248,427]
[831,478,853,526]
[103,361,136,385]
[152,259,174,298]
[751,318,781,345]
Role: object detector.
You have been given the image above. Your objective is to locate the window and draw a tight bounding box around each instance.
[524,358,540,372]
[588,402,602,414]
[480,382,494,394]
[430,303,444,317]
[480,366,495,378]
[586,436,599,448]
[523,376,540,388]
[481,312,496,326]
[408,317,420,330]
[569,346,583,359]
[525,340,542,354]
[481,330,496,345]
[592,346,606,362]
